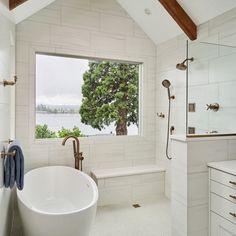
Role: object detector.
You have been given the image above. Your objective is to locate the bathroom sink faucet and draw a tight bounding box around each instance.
[62,135,84,171]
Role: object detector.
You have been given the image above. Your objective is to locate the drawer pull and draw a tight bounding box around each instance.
[229,195,236,200]
[229,181,236,185]
[229,212,236,218]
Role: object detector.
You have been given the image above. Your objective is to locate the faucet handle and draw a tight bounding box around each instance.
[79,152,84,171]
[79,152,84,160]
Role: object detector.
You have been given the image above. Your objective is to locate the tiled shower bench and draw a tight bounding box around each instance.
[91,165,165,206]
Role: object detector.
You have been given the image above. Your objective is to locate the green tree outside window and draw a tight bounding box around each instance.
[80,61,139,136]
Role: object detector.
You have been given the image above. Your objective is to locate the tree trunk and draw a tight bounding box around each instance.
[116,109,127,135]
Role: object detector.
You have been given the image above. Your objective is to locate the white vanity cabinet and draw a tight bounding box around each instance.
[208,161,236,236]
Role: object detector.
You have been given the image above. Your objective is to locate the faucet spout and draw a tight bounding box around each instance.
[62,135,79,147]
[61,135,83,171]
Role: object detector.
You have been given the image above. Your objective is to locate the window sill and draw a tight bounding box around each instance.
[34,134,143,144]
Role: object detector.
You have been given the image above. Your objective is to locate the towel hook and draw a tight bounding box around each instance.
[1,151,16,158]
[0,76,18,87]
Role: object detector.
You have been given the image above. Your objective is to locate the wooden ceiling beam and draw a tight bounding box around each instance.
[9,0,28,10]
[159,0,197,40]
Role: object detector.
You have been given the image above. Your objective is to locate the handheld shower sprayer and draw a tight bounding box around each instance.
[162,80,175,100]
[161,79,174,160]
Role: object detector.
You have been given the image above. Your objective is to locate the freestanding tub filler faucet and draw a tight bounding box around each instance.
[62,135,84,171]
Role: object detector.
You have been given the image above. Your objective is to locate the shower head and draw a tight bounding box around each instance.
[162,79,171,88]
[162,80,174,100]
[176,57,194,71]
[176,63,187,71]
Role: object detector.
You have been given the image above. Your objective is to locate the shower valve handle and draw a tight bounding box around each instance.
[170,126,175,135]
[206,103,219,111]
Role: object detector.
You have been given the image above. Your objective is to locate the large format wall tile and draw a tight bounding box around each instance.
[0,10,15,236]
[156,7,236,198]
[15,0,157,174]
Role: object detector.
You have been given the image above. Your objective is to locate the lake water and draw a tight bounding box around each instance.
[36,113,138,136]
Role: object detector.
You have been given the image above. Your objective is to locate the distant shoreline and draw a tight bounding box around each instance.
[36,111,79,114]
[36,113,138,136]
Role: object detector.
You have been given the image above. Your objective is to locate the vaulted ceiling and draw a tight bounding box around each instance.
[117,0,236,44]
[9,0,27,10]
[2,0,236,44]
[10,0,55,23]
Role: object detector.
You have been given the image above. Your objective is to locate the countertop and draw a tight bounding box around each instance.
[208,160,236,176]
[171,134,236,142]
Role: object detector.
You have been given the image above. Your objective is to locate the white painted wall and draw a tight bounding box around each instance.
[0,5,15,236]
[15,0,157,175]
[156,7,236,198]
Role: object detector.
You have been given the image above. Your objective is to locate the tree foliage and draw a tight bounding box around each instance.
[58,126,84,138]
[35,124,83,139]
[80,61,139,135]
[35,124,57,139]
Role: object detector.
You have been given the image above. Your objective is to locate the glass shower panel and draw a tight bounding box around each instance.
[187,42,236,135]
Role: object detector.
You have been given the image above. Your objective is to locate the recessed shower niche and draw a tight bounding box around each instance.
[187,41,236,136]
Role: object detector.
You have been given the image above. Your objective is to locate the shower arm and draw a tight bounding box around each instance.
[182,57,194,64]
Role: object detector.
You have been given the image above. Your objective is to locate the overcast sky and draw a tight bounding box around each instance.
[36,54,89,106]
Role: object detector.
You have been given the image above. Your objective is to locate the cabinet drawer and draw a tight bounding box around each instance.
[211,180,236,204]
[210,168,236,189]
[211,193,236,224]
[211,212,236,236]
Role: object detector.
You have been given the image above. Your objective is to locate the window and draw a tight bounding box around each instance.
[35,53,141,139]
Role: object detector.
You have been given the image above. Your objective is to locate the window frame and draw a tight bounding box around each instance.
[34,52,144,140]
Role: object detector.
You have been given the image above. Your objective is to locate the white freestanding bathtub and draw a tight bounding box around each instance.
[17,166,98,236]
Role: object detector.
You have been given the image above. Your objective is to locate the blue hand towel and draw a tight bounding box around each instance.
[4,155,15,189]
[4,140,24,190]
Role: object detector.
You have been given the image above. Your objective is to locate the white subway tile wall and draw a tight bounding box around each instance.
[15,0,157,173]
[187,42,236,134]
[0,10,15,236]
[96,172,165,206]
[14,0,236,216]
[156,7,236,199]
[171,137,236,236]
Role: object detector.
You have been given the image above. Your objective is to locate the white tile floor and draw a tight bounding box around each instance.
[11,197,171,236]
[90,197,171,236]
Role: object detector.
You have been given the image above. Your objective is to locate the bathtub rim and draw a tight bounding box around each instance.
[17,166,98,216]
